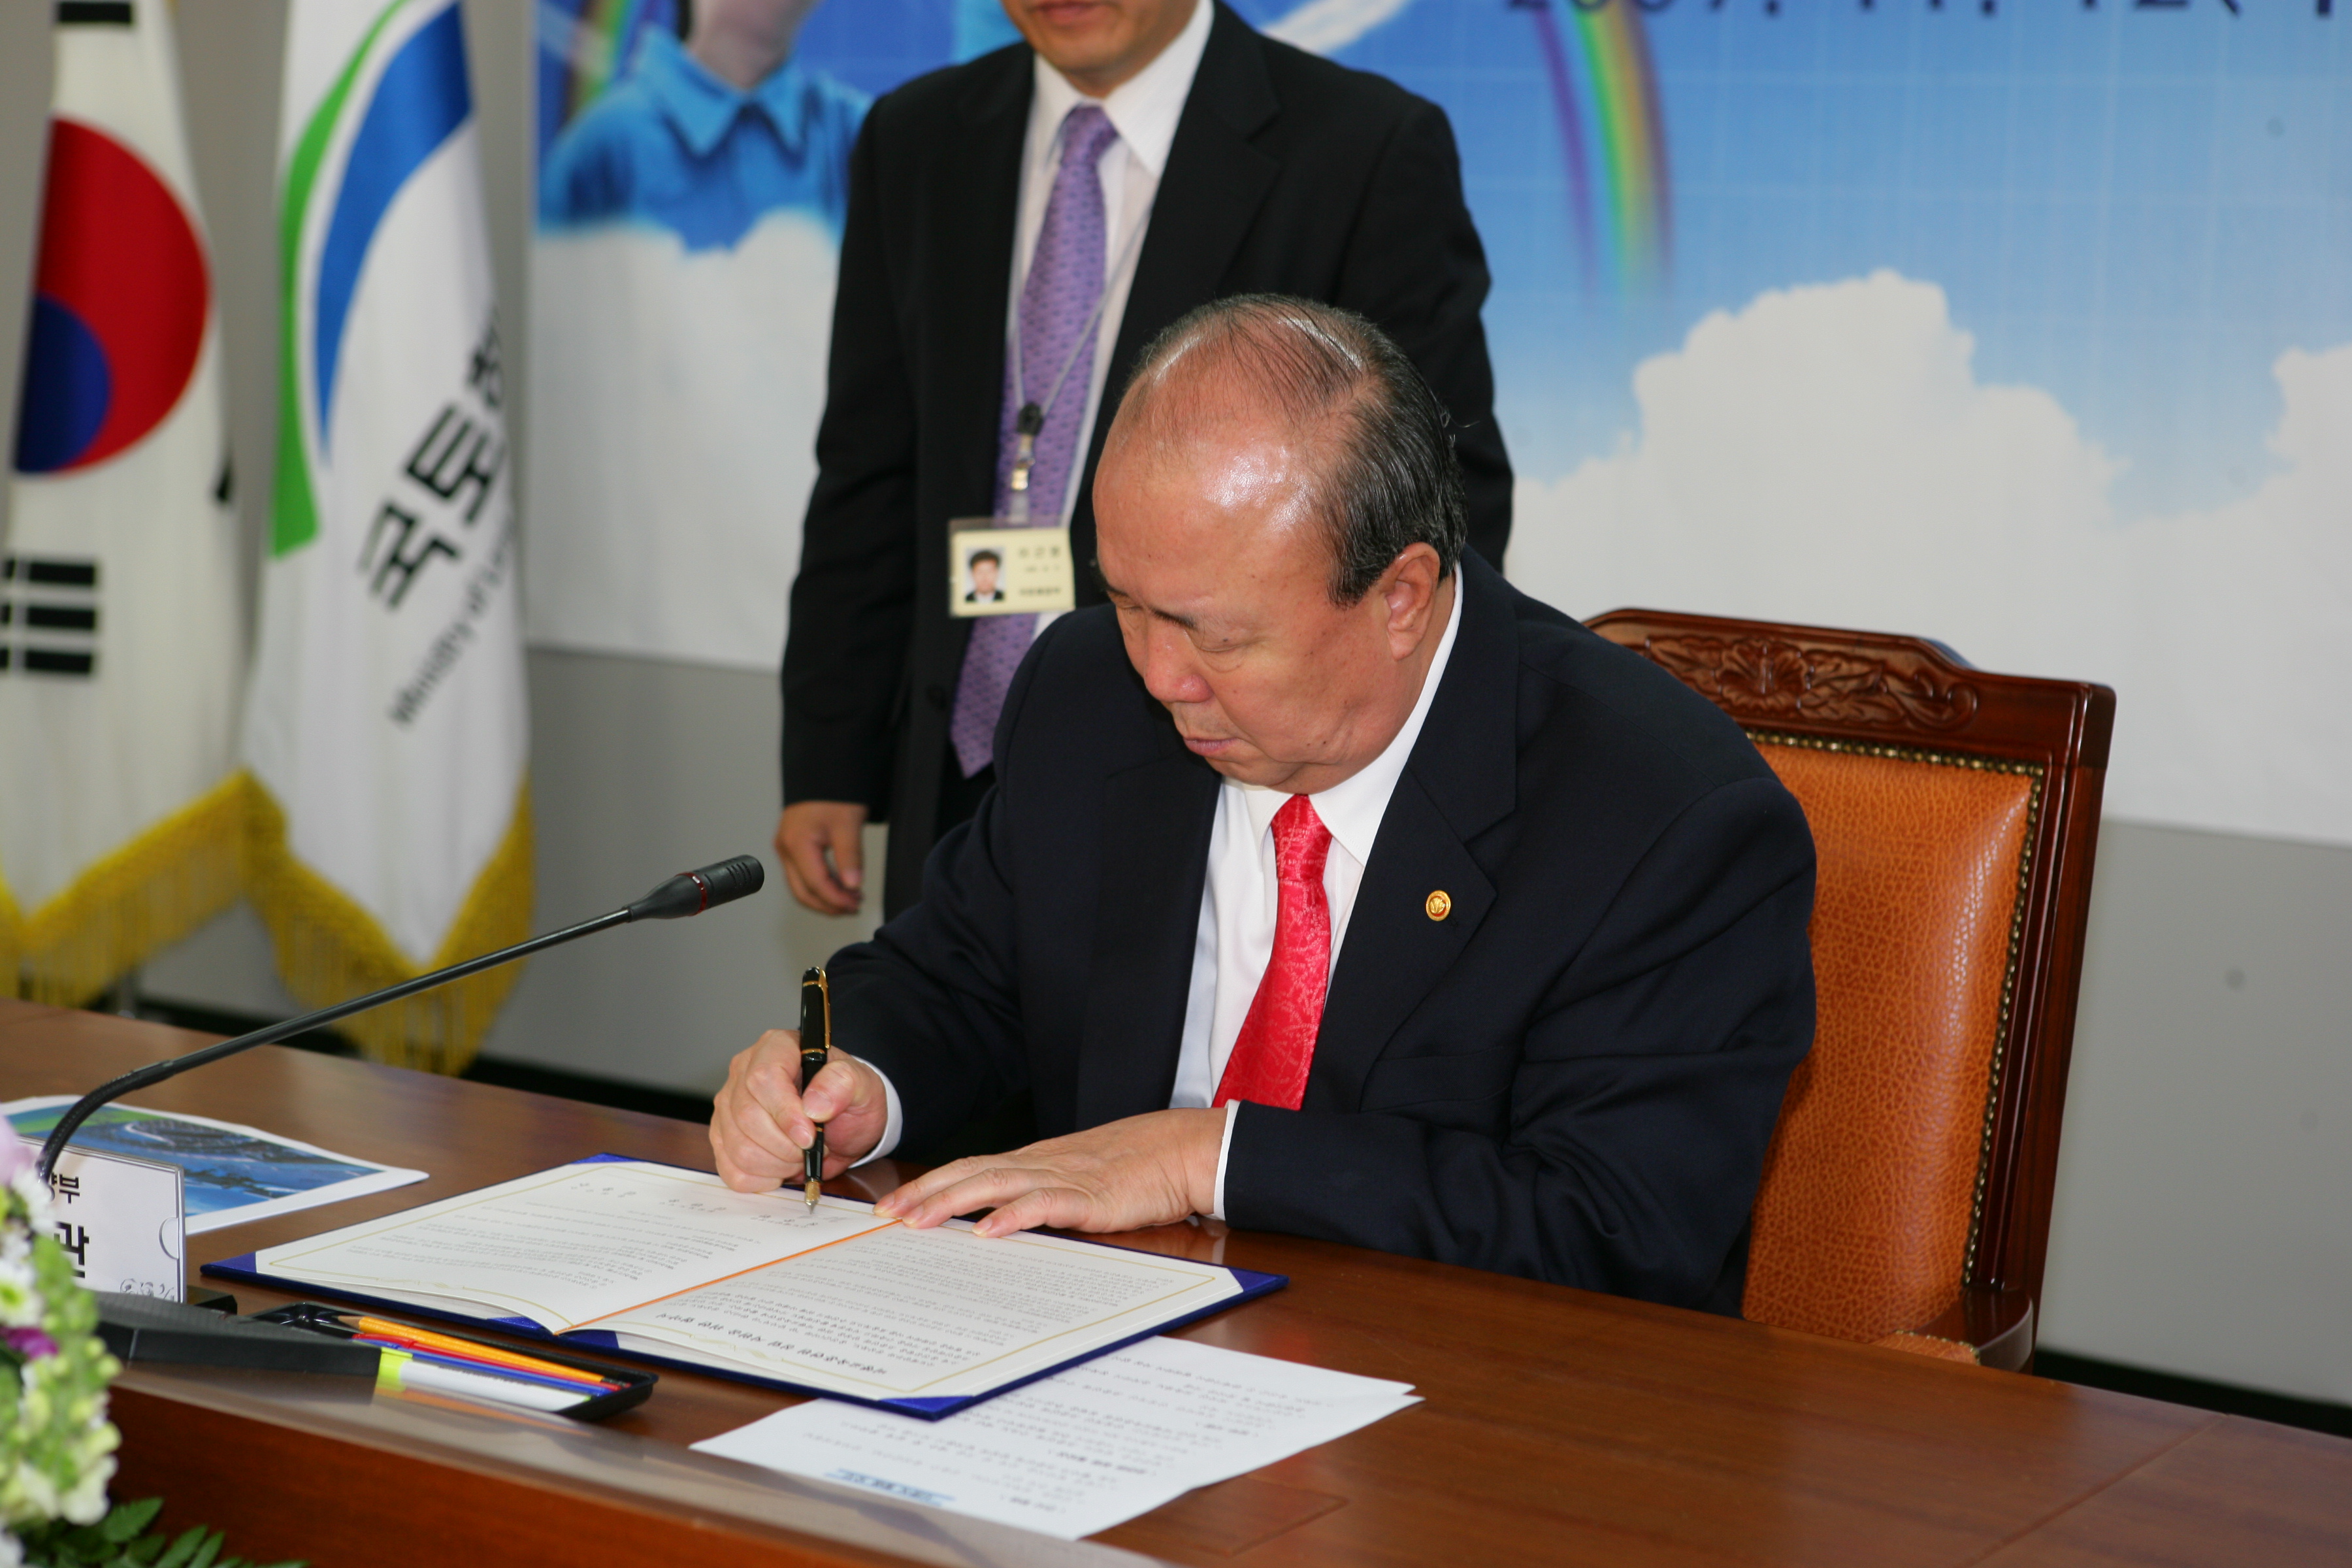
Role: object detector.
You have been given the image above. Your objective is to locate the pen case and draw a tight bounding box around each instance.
[252,1301,657,1422]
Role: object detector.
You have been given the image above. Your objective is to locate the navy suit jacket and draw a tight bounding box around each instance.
[828,555,1816,1312]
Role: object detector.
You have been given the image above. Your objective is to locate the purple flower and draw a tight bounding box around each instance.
[5,1326,59,1359]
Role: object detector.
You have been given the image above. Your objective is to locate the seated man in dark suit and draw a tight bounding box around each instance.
[714,297,1815,1312]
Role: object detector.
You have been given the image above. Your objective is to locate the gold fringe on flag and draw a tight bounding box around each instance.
[0,880,21,1002]
[244,772,534,1075]
[5,772,248,1007]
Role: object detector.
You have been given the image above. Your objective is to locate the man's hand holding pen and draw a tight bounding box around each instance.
[713,1020,1226,1237]
[710,1031,890,1193]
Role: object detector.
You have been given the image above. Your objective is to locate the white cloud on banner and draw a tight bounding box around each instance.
[1508,270,2352,845]
[523,212,836,671]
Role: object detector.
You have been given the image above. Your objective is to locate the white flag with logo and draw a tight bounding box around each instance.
[1,1,244,1003]
[246,0,531,1070]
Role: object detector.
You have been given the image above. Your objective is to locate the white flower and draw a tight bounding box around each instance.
[5,1178,48,1232]
[58,1456,111,1526]
[0,1267,33,1331]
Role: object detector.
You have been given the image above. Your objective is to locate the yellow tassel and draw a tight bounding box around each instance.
[7,773,248,1007]
[0,877,21,1002]
[243,772,534,1075]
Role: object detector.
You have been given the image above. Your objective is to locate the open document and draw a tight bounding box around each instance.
[210,1158,1281,1414]
[696,1336,1420,1540]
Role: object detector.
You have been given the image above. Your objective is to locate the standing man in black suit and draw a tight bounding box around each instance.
[717,299,1813,1311]
[777,0,1511,920]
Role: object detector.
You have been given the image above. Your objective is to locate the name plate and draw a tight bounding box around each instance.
[22,1139,185,1301]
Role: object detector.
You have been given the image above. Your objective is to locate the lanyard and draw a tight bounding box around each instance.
[1004,178,1151,524]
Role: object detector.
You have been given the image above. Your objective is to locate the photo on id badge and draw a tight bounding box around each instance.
[949,523,1077,617]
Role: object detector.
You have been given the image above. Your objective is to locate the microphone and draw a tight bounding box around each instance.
[35,855,766,1181]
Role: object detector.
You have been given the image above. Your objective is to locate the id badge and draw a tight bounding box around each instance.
[948,521,1076,617]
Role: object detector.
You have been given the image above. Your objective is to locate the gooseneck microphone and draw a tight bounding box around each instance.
[36,855,766,1181]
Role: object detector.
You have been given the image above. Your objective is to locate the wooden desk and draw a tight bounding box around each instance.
[3,999,2345,1567]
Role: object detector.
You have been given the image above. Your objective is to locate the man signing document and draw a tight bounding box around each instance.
[714,296,1816,1313]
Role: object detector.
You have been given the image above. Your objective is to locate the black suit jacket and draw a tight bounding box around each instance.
[781,5,1512,911]
[827,556,1817,1313]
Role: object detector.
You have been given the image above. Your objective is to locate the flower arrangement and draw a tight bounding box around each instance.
[0,1137,119,1564]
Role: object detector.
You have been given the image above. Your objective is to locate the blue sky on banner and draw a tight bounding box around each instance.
[542,0,2348,514]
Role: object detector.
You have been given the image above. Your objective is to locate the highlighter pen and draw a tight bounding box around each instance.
[329,1315,617,1387]
[376,1348,595,1414]
[355,1339,618,1396]
[800,966,830,1210]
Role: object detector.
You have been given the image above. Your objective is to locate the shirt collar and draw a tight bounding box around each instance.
[635,27,815,160]
[1237,574,1467,866]
[1030,0,1212,179]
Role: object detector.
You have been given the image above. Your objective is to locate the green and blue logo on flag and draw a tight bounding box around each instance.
[273,0,472,557]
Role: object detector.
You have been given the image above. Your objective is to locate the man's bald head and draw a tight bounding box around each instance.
[1103,295,1468,604]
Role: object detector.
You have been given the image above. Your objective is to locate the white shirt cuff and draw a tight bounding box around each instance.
[1209,1101,1237,1221]
[848,1054,904,1166]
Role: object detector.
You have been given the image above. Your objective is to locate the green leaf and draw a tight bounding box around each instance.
[154,1526,208,1568]
[106,1499,165,1543]
[186,1532,223,1568]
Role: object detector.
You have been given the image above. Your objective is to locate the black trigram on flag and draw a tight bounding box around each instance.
[0,555,100,678]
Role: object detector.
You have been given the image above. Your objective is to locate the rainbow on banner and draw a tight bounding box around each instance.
[1525,0,1673,296]
[538,0,680,153]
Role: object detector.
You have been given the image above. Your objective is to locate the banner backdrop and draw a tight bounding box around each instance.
[527,1,2350,847]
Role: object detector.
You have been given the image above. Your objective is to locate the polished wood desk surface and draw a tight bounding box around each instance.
[3,998,2345,1567]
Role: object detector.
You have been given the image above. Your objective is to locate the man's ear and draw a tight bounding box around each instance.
[1380,544,1445,658]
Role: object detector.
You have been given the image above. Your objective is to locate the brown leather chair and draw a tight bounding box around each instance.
[1588,610,2114,1370]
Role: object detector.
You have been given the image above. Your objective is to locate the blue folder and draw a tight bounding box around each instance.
[203,1153,1286,1419]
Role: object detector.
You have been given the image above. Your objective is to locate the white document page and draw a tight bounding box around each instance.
[693,1336,1420,1540]
[255,1162,892,1330]
[597,1217,1240,1399]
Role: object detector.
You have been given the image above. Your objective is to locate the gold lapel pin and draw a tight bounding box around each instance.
[1425,890,1452,921]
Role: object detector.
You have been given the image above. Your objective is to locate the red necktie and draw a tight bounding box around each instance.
[1215,794,1335,1111]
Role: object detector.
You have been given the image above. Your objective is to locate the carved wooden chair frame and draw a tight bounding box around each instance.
[1588,609,2115,1368]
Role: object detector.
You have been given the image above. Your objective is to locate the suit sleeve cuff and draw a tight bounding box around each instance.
[1209,1101,1237,1221]
[851,1055,904,1166]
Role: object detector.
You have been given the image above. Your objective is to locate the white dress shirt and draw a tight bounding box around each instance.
[1009,0,1213,542]
[856,580,1463,1187]
[1177,580,1463,1216]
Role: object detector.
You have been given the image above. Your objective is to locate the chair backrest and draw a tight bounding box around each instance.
[1588,610,2114,1368]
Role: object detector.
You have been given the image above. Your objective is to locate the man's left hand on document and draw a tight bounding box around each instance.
[874,1109,1227,1238]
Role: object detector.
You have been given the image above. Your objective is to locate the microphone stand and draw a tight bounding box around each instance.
[37,855,766,1183]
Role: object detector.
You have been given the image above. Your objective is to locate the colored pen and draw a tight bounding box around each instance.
[800,966,830,1210]
[327,1313,616,1388]
[375,1350,598,1414]
[346,1331,617,1389]
[357,1339,617,1395]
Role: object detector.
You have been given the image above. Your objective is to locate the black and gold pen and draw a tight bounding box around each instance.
[798,966,830,1210]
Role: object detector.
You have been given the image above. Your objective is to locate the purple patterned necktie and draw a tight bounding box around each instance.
[949,104,1122,779]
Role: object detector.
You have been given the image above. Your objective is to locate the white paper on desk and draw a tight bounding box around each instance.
[693,1335,1420,1541]
[4,1096,425,1235]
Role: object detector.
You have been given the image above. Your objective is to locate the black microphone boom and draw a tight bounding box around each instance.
[35,855,766,1182]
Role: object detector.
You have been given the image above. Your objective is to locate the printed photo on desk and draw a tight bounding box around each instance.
[4,1097,426,1233]
[204,1156,1282,1416]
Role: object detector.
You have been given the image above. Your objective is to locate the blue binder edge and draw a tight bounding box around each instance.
[201,1154,1285,1420]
